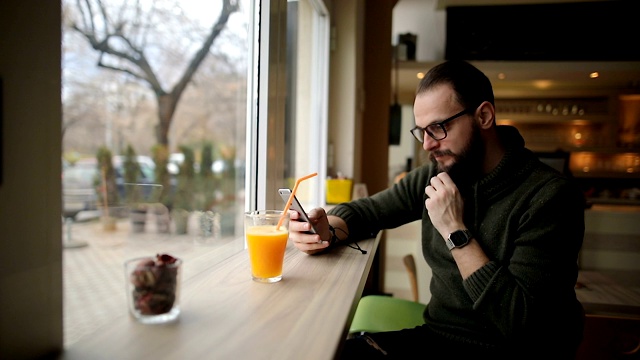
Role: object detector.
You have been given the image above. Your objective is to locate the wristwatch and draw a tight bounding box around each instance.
[445,229,472,251]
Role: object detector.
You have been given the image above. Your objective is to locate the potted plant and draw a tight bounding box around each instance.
[151,143,172,233]
[123,144,147,233]
[197,142,216,211]
[96,146,119,231]
[172,145,196,234]
[190,142,222,242]
[214,145,237,236]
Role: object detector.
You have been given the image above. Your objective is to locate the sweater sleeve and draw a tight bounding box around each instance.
[463,174,585,340]
[327,166,433,242]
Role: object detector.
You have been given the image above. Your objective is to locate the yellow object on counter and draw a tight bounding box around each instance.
[326,178,353,204]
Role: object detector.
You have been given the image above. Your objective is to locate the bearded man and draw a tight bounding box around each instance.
[289,60,586,359]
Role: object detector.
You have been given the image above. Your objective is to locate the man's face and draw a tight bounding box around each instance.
[435,120,485,186]
[413,84,485,184]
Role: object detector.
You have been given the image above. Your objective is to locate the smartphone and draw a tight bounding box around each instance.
[278,188,317,234]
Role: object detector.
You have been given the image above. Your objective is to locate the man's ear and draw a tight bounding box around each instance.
[477,101,495,129]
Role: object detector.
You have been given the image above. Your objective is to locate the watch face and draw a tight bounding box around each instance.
[449,230,471,248]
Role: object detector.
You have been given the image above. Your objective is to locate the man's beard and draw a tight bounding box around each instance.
[429,123,485,190]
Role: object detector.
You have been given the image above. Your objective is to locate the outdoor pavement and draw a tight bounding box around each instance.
[62,211,244,348]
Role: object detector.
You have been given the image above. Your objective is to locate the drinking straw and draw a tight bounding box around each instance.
[277,172,318,229]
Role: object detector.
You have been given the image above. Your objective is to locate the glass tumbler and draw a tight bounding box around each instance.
[124,254,182,324]
[245,210,290,283]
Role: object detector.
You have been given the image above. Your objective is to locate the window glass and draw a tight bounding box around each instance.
[62,0,255,347]
[61,0,330,348]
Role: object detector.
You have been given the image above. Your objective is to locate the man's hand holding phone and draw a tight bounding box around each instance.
[278,188,331,254]
[288,207,332,254]
[278,188,318,234]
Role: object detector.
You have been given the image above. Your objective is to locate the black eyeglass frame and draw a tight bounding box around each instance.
[410,108,472,142]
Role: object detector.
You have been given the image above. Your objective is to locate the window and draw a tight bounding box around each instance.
[251,0,329,212]
[285,0,330,207]
[62,0,329,348]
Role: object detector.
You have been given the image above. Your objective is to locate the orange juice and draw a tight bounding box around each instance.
[246,225,289,281]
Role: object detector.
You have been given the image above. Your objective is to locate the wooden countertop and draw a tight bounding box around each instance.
[62,234,380,360]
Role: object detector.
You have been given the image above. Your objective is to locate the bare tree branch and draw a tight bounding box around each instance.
[172,0,240,99]
[69,0,239,145]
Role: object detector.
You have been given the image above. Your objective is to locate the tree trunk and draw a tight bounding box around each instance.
[157,94,177,146]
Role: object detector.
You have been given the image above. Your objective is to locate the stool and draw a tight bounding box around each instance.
[349,254,427,335]
[349,295,427,334]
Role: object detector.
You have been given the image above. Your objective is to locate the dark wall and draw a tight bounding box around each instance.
[0,1,64,358]
[446,0,640,61]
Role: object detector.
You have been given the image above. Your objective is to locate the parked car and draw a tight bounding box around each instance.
[168,152,243,177]
[62,159,100,219]
[167,153,184,175]
[112,155,158,203]
[62,156,159,219]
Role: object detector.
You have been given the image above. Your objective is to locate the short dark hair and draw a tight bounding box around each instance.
[416,60,494,110]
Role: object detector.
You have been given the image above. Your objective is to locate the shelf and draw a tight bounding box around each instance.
[570,152,640,177]
[573,171,640,179]
[570,148,640,155]
[496,114,613,124]
[587,198,640,207]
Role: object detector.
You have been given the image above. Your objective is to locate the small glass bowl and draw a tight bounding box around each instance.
[124,255,182,324]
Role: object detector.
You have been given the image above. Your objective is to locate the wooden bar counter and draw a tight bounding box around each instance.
[62,234,381,360]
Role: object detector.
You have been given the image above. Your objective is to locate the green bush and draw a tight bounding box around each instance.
[122,144,143,207]
[152,143,172,209]
[173,145,196,211]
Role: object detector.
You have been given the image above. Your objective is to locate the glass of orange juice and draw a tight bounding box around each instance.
[245,210,290,283]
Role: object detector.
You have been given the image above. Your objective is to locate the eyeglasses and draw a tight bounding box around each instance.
[410,108,471,142]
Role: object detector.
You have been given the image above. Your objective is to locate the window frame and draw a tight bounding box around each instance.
[249,0,330,213]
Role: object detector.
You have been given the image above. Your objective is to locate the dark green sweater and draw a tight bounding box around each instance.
[329,126,585,353]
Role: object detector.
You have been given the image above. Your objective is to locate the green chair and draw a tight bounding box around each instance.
[349,254,427,335]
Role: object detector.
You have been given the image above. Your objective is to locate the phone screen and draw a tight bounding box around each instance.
[278,188,317,234]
